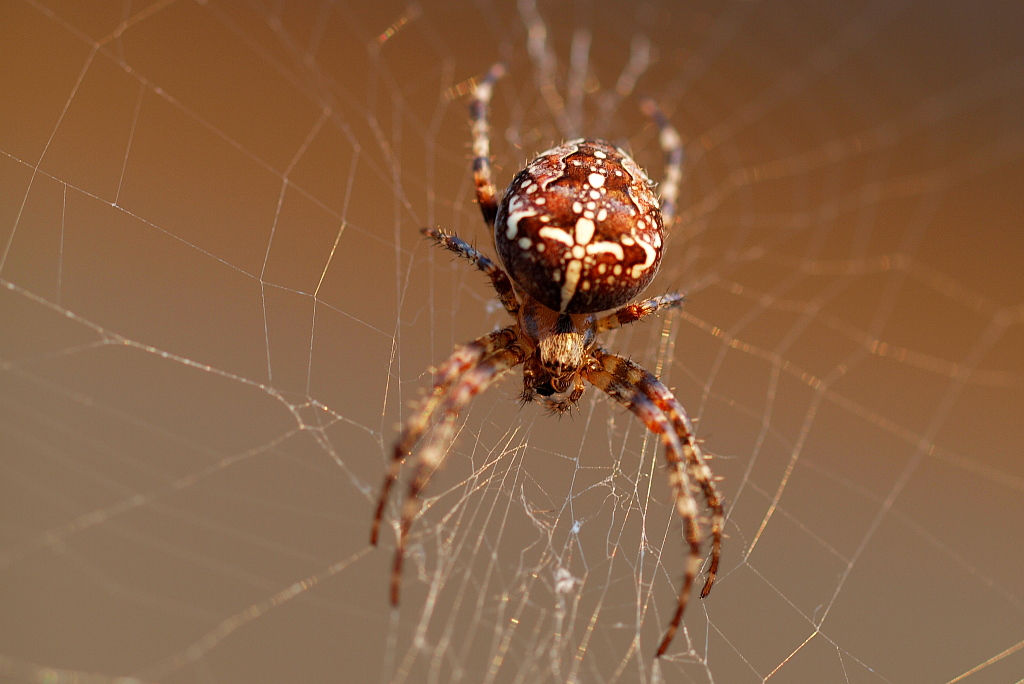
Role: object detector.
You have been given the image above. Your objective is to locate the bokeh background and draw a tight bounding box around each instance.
[2,1,1023,682]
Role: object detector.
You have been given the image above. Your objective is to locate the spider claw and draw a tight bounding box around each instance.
[655,620,680,658]
[390,571,401,606]
[369,502,385,547]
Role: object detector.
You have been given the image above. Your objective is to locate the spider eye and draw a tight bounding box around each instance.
[494,139,664,314]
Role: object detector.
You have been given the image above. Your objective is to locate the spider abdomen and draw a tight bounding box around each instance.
[494,139,665,314]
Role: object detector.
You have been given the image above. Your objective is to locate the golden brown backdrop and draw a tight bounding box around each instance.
[2,1,1022,682]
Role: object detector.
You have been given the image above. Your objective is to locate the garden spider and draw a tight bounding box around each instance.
[370,64,723,657]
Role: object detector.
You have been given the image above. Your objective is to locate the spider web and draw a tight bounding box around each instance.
[1,1,1023,682]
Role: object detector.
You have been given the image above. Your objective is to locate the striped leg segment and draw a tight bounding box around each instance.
[639,98,684,229]
[469,63,505,229]
[637,373,723,600]
[593,292,684,333]
[389,345,526,604]
[370,327,518,547]
[584,348,719,657]
[422,227,518,316]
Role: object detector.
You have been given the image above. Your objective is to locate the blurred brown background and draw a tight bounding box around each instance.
[1,1,1022,682]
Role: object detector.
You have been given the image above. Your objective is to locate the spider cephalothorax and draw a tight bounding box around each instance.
[518,305,592,409]
[371,65,724,658]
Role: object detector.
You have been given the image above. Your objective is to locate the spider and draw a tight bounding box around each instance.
[370,64,723,657]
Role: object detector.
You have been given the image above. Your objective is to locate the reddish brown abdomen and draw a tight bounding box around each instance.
[494,140,664,314]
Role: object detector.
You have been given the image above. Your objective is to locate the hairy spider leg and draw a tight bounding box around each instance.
[391,345,527,605]
[469,63,506,229]
[593,292,685,333]
[422,227,519,316]
[370,327,519,547]
[595,297,722,596]
[635,372,724,600]
[640,98,684,229]
[583,350,703,658]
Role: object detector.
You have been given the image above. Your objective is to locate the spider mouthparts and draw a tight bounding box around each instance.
[535,382,556,397]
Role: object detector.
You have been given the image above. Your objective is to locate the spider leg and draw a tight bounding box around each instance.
[469,63,505,229]
[422,227,519,316]
[594,350,723,599]
[582,350,703,658]
[370,327,518,547]
[593,292,684,333]
[635,373,724,601]
[639,98,683,229]
[391,345,527,604]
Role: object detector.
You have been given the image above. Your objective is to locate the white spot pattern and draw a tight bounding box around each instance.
[495,138,665,313]
[539,226,574,246]
[630,236,657,278]
[560,259,583,310]
[505,195,537,240]
[574,217,595,245]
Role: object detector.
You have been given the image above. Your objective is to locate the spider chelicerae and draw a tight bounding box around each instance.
[370,64,723,657]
